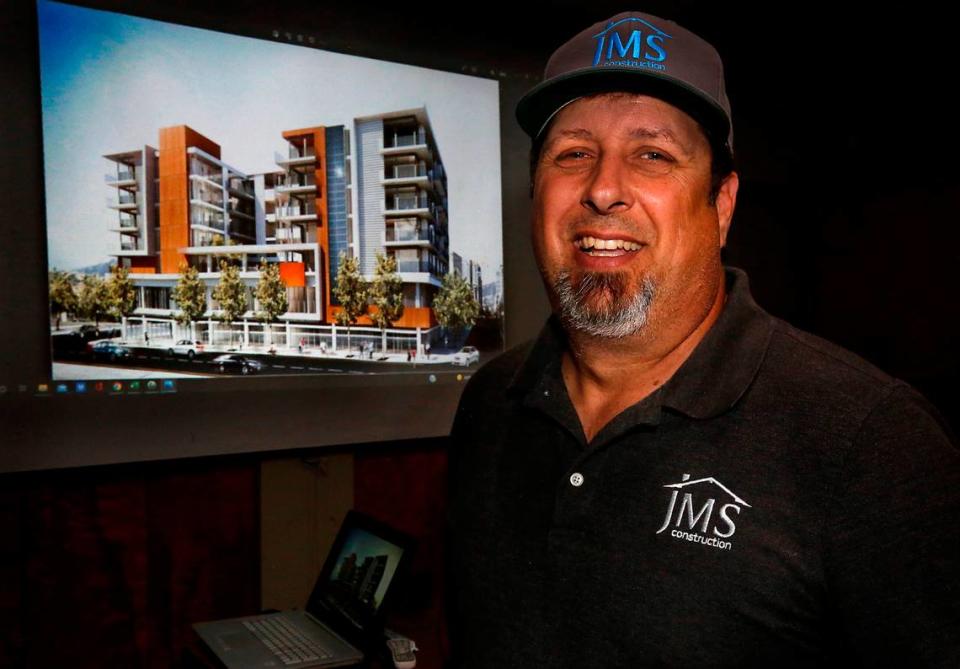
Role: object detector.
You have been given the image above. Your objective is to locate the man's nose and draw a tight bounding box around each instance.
[582,153,632,214]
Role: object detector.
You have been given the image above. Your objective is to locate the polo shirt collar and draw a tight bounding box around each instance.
[507,267,775,424]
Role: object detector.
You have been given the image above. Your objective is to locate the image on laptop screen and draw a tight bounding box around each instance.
[324,527,405,624]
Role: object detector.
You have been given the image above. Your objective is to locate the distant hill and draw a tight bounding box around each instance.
[69,260,116,276]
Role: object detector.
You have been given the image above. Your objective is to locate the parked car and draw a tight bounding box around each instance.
[168,339,204,359]
[451,346,480,366]
[76,324,100,341]
[89,340,132,362]
[212,354,263,375]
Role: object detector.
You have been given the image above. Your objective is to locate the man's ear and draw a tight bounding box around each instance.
[715,171,739,247]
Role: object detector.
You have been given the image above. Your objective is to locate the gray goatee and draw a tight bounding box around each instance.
[553,270,656,338]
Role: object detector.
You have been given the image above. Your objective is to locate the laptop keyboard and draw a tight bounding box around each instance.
[243,616,335,666]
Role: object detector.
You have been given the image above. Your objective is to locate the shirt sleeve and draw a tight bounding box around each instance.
[824,383,960,666]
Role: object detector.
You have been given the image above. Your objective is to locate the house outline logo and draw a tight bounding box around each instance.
[591,17,673,70]
[655,473,750,551]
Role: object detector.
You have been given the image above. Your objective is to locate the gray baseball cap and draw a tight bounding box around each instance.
[516,11,733,149]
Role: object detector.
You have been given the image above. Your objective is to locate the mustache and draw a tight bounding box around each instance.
[564,213,646,241]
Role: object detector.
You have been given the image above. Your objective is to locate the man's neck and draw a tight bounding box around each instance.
[560,278,727,443]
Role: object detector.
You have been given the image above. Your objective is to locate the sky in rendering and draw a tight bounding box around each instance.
[37,0,503,285]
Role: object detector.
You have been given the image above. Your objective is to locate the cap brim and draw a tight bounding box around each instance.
[516,67,731,147]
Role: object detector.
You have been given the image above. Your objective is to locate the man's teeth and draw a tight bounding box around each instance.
[576,236,642,251]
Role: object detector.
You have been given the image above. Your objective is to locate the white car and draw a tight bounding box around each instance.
[452,346,480,366]
[168,339,204,359]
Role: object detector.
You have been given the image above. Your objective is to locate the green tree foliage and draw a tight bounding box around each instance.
[49,270,77,331]
[211,259,247,324]
[254,262,288,322]
[77,274,111,327]
[434,271,480,341]
[171,263,207,325]
[369,252,404,352]
[255,261,288,347]
[107,265,137,319]
[333,251,368,350]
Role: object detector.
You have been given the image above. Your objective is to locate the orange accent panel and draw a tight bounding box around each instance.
[128,256,156,274]
[279,262,305,287]
[282,126,326,139]
[314,130,330,320]
[327,305,436,329]
[157,125,221,273]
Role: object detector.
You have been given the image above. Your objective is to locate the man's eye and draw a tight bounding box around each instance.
[555,150,591,162]
[640,151,671,161]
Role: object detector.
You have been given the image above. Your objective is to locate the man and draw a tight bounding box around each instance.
[447,11,959,668]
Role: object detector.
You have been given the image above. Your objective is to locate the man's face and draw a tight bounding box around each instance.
[532,93,737,340]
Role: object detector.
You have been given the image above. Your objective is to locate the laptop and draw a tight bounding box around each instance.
[195,510,415,668]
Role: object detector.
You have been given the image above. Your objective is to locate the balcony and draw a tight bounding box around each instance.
[275,149,317,168]
[105,169,137,187]
[382,163,430,187]
[272,228,305,244]
[384,223,437,247]
[107,193,139,211]
[273,202,317,223]
[275,175,317,196]
[381,128,432,160]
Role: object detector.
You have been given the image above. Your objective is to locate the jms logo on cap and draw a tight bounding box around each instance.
[592,17,671,68]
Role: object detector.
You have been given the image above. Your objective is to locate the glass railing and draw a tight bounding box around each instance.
[386,128,425,149]
[105,169,136,182]
[275,203,316,218]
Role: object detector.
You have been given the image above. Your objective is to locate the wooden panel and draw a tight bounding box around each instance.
[1,458,259,668]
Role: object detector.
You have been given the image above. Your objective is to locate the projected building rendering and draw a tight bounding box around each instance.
[104,109,449,347]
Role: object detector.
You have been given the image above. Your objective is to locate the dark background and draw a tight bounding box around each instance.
[2,1,957,666]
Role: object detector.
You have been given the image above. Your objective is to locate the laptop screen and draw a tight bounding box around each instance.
[308,511,414,638]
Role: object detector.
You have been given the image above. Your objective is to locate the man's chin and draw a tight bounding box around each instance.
[551,270,656,338]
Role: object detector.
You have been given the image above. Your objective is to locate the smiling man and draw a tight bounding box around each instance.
[447,11,959,669]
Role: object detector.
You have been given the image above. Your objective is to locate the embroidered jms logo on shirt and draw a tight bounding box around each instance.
[655,473,751,551]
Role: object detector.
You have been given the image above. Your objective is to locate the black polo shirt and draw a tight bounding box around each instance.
[447,267,960,668]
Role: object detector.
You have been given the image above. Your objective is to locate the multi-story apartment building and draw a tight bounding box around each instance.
[353,109,449,329]
[104,108,450,336]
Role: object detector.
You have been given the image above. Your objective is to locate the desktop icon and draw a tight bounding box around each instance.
[37,383,49,393]
[94,381,105,392]
[75,382,87,393]
[18,384,28,393]
[111,381,124,393]
[162,380,176,392]
[146,380,159,392]
[56,383,69,394]
[129,380,141,392]
[0,385,7,395]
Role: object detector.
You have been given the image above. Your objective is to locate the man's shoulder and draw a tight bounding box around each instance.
[755,314,926,429]
[458,339,536,406]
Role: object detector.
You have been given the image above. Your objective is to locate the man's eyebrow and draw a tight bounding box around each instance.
[628,126,695,155]
[547,128,594,143]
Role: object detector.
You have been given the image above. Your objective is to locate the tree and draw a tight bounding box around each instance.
[332,251,368,352]
[107,265,137,320]
[369,251,405,354]
[211,259,247,344]
[77,274,111,327]
[49,270,77,331]
[171,263,206,328]
[433,271,480,347]
[254,261,288,346]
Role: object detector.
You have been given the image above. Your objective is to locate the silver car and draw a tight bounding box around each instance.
[452,346,480,366]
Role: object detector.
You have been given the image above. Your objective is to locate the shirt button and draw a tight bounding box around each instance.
[569,472,584,487]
